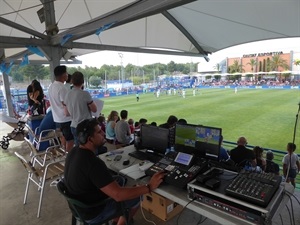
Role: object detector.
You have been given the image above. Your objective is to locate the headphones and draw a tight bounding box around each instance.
[78,124,89,145]
[78,131,88,145]
[77,118,98,145]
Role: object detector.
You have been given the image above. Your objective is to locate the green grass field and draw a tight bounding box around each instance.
[101,88,300,153]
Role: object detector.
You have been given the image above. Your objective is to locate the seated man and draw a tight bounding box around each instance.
[64,118,165,225]
[229,136,256,167]
[115,110,133,145]
[159,115,178,129]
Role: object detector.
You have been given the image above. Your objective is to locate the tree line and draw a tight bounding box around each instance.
[227,55,290,82]
[9,61,198,87]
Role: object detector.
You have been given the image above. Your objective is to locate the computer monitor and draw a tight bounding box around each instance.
[140,124,169,155]
[174,123,222,161]
[195,125,222,161]
[174,123,200,155]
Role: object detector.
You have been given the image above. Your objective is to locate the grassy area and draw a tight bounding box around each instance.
[101,88,300,153]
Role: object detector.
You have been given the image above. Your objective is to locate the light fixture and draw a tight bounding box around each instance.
[37,7,45,23]
[63,51,72,61]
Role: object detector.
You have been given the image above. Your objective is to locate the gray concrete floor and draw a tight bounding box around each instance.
[0,120,299,225]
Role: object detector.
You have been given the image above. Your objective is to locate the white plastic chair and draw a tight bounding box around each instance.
[25,123,60,151]
[24,136,66,167]
[15,151,65,218]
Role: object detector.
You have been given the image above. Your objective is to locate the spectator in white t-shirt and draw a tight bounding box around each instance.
[48,65,74,152]
[282,143,300,188]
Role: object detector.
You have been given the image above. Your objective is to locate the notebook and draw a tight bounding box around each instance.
[119,163,151,180]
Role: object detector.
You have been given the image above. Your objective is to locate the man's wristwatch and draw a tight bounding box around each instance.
[145,183,152,194]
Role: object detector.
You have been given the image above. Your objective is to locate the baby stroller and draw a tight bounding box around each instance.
[0,114,27,150]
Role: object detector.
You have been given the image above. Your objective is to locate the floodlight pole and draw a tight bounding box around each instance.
[118,53,124,88]
[142,69,145,84]
[105,70,107,90]
[292,103,300,144]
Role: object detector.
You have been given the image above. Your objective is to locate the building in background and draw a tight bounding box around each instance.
[198,50,300,81]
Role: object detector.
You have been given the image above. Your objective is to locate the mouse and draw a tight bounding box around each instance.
[123,159,130,166]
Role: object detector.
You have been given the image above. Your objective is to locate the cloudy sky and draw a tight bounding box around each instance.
[77,37,300,71]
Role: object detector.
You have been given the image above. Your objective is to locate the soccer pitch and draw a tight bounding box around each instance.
[101,88,300,153]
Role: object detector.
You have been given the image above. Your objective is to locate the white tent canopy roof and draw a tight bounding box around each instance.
[0,0,300,64]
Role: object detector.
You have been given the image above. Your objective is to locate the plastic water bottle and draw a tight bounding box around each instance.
[165,148,170,155]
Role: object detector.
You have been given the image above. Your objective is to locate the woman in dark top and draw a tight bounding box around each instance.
[26,79,37,108]
[29,80,44,115]
[253,146,266,171]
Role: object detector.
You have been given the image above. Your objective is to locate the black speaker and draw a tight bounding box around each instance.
[78,129,88,145]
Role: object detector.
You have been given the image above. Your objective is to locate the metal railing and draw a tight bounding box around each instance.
[1,93,299,189]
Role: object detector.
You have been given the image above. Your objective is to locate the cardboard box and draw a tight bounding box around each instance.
[141,192,183,221]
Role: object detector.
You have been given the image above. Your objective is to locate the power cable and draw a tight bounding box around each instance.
[197,216,207,224]
[285,193,296,225]
[139,196,157,225]
[285,204,293,225]
[286,192,300,206]
[279,214,284,225]
[176,198,195,225]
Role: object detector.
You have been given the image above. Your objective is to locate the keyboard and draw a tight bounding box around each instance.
[164,158,209,188]
[128,150,162,163]
[145,155,174,177]
[145,157,209,189]
[225,171,282,207]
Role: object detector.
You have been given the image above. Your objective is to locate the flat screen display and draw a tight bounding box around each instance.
[174,123,198,154]
[174,152,193,166]
[174,123,222,161]
[195,126,222,161]
[140,125,169,155]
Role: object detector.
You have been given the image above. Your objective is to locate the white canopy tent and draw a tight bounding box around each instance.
[1,0,300,64]
[1,0,300,116]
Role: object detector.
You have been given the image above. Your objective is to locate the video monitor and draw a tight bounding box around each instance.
[174,123,222,161]
[140,124,169,155]
[174,123,199,155]
[174,152,194,166]
[195,126,222,161]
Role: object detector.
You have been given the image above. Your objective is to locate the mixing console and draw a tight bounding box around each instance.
[225,171,282,207]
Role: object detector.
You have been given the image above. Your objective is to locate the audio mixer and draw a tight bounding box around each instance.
[188,169,284,225]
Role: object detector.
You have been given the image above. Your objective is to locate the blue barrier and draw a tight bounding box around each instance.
[197,85,300,89]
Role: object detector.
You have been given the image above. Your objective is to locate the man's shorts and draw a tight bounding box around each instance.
[56,121,73,141]
[288,168,297,179]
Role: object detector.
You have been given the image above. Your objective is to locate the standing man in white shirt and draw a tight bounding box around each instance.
[48,65,74,152]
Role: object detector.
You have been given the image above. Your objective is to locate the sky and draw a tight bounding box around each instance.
[77,37,300,72]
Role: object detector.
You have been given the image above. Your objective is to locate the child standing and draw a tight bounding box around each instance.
[282,143,300,188]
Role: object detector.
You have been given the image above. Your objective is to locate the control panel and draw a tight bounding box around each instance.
[145,152,209,188]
